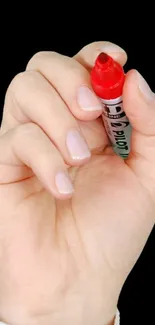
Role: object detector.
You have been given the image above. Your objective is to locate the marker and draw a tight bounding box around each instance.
[91,52,131,158]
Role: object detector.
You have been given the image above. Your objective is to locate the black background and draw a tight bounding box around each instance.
[0,11,154,324]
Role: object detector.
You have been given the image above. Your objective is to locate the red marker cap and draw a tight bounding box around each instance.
[91,52,125,100]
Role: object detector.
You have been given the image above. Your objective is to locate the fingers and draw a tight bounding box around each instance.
[123,70,155,185]
[1,40,126,191]
[3,71,91,166]
[74,41,127,69]
[26,42,127,122]
[0,123,74,199]
[26,51,103,121]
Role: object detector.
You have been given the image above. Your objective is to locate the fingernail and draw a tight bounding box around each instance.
[137,71,155,101]
[101,42,126,54]
[66,129,91,160]
[55,171,74,195]
[77,86,102,111]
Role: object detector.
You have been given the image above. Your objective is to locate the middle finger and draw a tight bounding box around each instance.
[26,51,103,120]
[4,71,91,166]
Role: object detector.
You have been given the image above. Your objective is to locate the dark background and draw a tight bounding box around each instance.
[0,14,154,324]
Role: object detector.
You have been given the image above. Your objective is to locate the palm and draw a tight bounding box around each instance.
[0,148,154,322]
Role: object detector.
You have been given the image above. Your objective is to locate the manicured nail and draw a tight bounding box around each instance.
[137,71,155,101]
[55,171,74,195]
[66,129,91,160]
[101,42,126,54]
[77,86,102,111]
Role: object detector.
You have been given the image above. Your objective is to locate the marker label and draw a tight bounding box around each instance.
[100,96,131,158]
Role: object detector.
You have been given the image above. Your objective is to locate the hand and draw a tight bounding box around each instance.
[0,41,154,325]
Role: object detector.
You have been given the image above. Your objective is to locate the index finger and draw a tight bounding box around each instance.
[26,41,127,122]
[74,41,127,70]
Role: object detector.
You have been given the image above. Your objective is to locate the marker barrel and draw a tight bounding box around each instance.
[100,96,131,158]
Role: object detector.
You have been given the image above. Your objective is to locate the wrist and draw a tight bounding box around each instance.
[0,309,119,325]
[0,300,119,325]
[0,272,120,325]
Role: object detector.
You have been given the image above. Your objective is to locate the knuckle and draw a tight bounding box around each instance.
[6,71,40,102]
[6,72,26,97]
[14,122,41,141]
[27,51,47,66]
[68,60,89,82]
[27,50,89,84]
[26,51,57,69]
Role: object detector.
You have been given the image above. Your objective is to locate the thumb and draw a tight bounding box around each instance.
[124,70,155,192]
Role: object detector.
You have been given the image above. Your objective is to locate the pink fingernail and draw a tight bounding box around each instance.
[66,129,91,160]
[77,86,102,111]
[55,171,74,195]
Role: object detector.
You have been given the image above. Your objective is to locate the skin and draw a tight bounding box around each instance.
[0,41,155,325]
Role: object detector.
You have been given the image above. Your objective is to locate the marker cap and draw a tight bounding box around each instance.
[91,52,125,100]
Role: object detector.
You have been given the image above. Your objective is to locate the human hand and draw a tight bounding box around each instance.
[0,41,154,325]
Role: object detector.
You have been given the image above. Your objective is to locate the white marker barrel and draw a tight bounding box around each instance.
[101,96,131,158]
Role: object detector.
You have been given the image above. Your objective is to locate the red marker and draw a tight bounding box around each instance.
[91,52,131,158]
